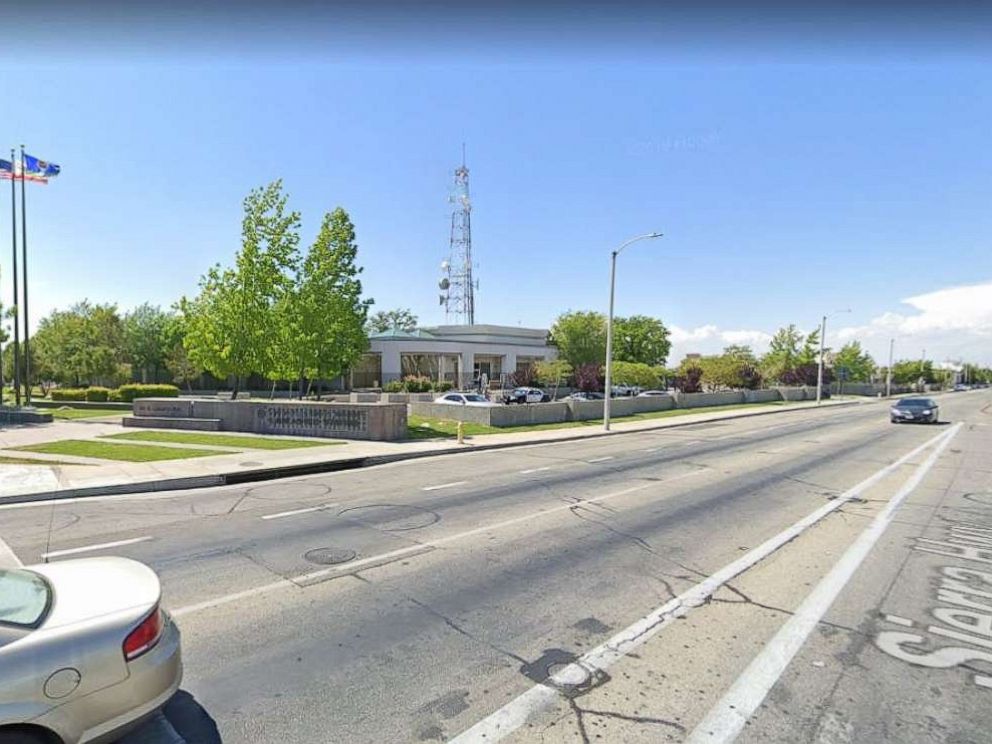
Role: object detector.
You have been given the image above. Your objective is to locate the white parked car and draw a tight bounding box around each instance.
[434,393,496,407]
[637,390,671,397]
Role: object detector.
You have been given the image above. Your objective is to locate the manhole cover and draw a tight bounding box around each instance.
[338,503,440,531]
[304,547,356,565]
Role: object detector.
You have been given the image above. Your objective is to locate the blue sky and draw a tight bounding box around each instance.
[3,14,991,365]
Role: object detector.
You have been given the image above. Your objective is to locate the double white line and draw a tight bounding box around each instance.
[449,423,962,743]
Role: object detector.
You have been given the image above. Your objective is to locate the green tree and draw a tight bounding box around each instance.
[123,303,171,383]
[366,308,418,334]
[182,181,301,395]
[798,327,826,367]
[891,359,934,385]
[608,361,660,389]
[162,313,203,392]
[534,358,573,397]
[833,341,875,382]
[32,301,125,386]
[549,311,607,367]
[761,324,804,383]
[613,315,671,367]
[273,207,372,398]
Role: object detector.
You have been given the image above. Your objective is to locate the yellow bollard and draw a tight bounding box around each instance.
[457,421,465,444]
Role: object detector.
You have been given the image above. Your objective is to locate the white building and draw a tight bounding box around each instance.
[353,324,557,389]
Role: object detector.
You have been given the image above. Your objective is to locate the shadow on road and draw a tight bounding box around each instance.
[164,690,223,743]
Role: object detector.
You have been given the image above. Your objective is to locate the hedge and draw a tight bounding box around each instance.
[51,388,88,401]
[85,387,111,402]
[116,384,180,402]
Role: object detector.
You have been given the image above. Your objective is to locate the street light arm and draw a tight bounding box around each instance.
[614,232,663,257]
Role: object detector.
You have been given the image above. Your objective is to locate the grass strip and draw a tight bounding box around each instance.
[12,439,225,462]
[101,431,343,450]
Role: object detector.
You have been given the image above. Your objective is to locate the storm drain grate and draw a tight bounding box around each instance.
[304,547,357,565]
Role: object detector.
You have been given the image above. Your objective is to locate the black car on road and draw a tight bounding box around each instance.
[890,397,939,424]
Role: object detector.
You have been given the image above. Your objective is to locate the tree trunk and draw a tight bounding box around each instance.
[269,381,276,399]
[231,375,240,398]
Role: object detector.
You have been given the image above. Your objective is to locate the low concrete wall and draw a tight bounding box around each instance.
[132,398,407,440]
[409,403,498,426]
[743,389,781,404]
[675,391,745,408]
[491,402,571,426]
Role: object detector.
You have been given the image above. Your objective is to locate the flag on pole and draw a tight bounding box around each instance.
[0,157,50,183]
[22,153,60,179]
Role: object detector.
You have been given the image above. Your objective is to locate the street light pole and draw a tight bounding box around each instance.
[604,232,662,431]
[886,337,894,397]
[816,308,850,405]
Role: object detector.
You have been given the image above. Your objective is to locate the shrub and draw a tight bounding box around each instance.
[116,383,181,402]
[573,362,603,392]
[85,386,111,402]
[108,388,123,402]
[50,388,87,401]
[382,380,405,393]
[432,381,454,393]
[509,365,537,387]
[402,376,432,393]
[675,365,703,393]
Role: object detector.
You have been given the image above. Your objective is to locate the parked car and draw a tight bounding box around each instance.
[0,557,182,744]
[890,397,940,424]
[637,390,670,397]
[434,392,496,407]
[561,391,605,401]
[501,387,548,404]
[953,384,968,392]
[610,384,641,397]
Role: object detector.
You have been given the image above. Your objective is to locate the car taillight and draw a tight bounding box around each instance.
[123,605,164,661]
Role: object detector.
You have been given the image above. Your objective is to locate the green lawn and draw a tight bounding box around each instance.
[49,407,127,420]
[0,455,93,466]
[12,439,225,462]
[101,431,343,450]
[407,401,785,439]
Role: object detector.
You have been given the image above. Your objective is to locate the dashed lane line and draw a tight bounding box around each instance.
[41,536,154,560]
[422,481,469,491]
[261,503,337,520]
[172,468,707,619]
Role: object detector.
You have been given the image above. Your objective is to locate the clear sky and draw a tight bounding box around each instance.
[2,2,991,365]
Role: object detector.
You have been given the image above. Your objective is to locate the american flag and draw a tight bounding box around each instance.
[0,159,48,184]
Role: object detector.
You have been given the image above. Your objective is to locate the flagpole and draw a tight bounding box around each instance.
[19,145,30,406]
[9,148,20,407]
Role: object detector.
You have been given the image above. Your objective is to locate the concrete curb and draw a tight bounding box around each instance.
[0,399,864,505]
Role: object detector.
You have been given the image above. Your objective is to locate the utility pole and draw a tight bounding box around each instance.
[920,348,926,392]
[815,315,827,405]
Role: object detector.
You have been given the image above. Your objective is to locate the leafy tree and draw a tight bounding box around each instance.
[273,207,372,398]
[573,362,604,392]
[534,359,573,398]
[891,359,934,385]
[608,361,660,389]
[833,341,875,382]
[549,311,607,367]
[613,315,671,367]
[162,314,203,391]
[675,364,703,393]
[798,327,823,367]
[32,301,125,386]
[367,308,418,334]
[123,303,171,383]
[182,181,301,395]
[761,324,803,383]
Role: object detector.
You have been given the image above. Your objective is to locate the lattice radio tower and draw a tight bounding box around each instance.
[438,145,476,324]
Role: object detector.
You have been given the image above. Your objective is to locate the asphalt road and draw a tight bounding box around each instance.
[3,391,990,743]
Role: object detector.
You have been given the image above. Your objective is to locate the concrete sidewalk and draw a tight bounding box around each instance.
[0,398,865,503]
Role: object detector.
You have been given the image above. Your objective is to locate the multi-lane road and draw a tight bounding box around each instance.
[2,391,990,743]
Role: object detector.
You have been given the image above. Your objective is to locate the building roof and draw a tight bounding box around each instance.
[368,328,438,340]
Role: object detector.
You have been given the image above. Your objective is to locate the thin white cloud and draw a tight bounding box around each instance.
[669,325,773,362]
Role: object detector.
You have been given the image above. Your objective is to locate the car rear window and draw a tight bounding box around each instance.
[0,569,51,628]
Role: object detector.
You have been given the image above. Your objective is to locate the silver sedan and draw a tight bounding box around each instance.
[0,557,182,744]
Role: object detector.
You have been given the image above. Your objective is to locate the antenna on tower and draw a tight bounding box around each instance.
[438,145,477,325]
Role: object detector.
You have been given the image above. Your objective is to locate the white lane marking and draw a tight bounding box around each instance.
[172,468,707,619]
[519,467,552,474]
[447,424,959,744]
[261,503,336,520]
[41,536,154,559]
[641,448,660,453]
[587,456,615,463]
[0,535,22,567]
[422,481,469,491]
[884,614,914,627]
[686,422,961,744]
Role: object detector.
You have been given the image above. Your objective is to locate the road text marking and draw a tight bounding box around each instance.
[42,535,154,560]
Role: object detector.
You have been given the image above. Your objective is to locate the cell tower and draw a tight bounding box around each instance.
[439,145,476,324]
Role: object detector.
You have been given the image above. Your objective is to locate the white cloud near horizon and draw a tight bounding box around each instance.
[668,280,992,367]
